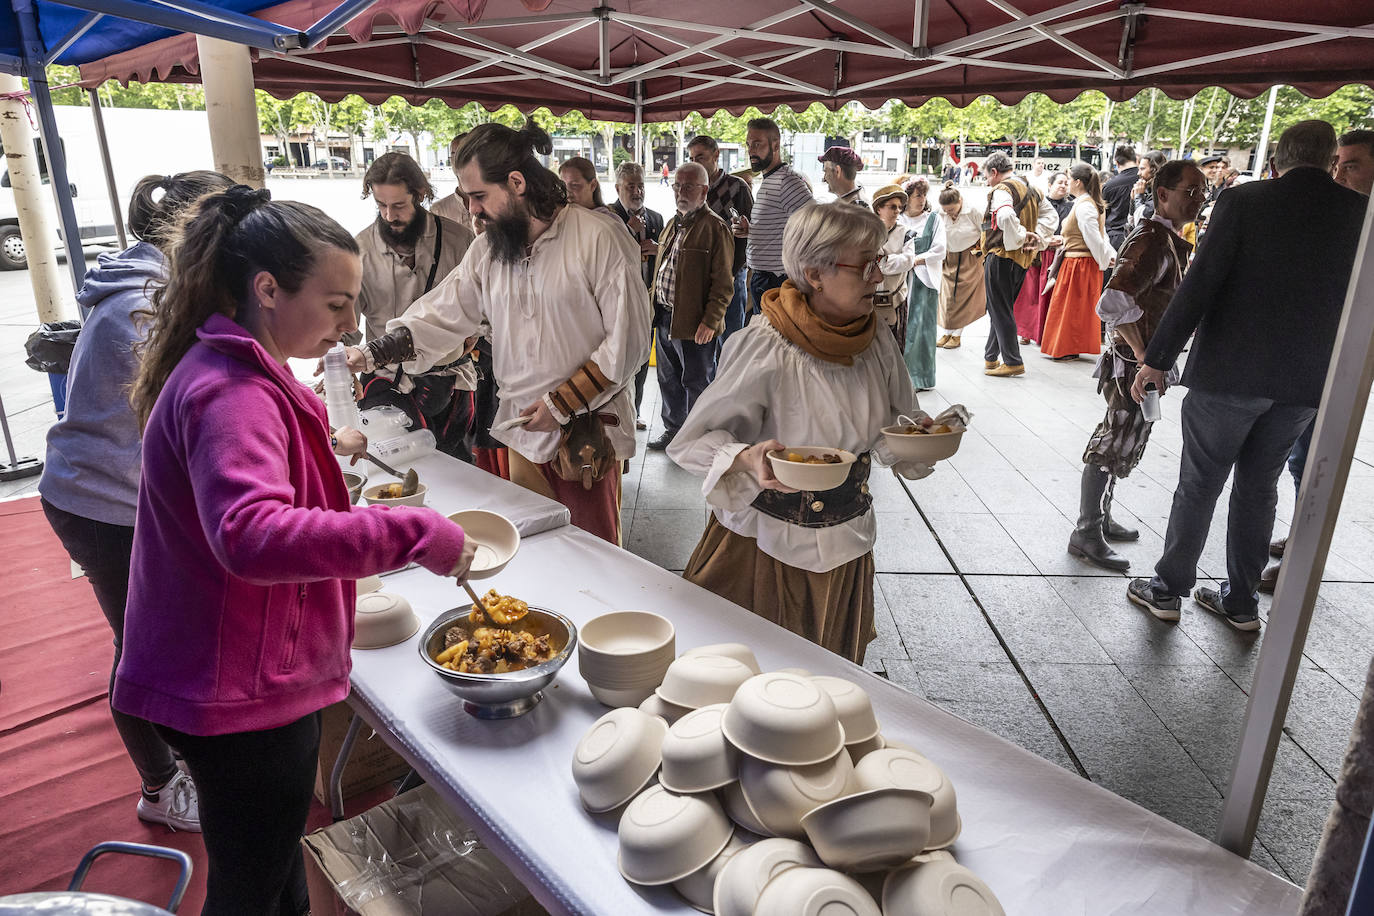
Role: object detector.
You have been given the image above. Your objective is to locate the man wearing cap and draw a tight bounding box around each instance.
[819,146,866,207]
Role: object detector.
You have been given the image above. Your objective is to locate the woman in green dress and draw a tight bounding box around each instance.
[898,178,947,390]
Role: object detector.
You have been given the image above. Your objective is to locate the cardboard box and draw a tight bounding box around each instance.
[314,700,413,805]
[302,784,547,915]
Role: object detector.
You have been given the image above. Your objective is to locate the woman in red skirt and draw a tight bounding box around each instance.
[1041,163,1116,360]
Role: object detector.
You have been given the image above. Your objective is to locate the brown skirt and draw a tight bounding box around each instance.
[940,247,987,331]
[683,516,876,664]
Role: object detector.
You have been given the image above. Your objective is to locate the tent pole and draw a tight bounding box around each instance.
[0,73,67,322]
[634,84,643,170]
[88,89,127,250]
[1216,195,1374,855]
[197,35,266,188]
[1252,85,1279,176]
[15,0,86,303]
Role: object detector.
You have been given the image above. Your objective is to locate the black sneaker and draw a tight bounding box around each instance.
[1127,578,1181,622]
[1193,586,1261,632]
[647,433,675,451]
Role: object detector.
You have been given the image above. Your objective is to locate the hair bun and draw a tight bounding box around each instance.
[221,185,271,225]
[520,119,554,157]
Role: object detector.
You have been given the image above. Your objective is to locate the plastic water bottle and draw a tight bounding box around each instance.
[359,405,412,440]
[322,343,361,432]
[372,429,436,466]
[1141,384,1162,423]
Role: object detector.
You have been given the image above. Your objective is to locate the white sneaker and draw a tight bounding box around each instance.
[137,769,201,832]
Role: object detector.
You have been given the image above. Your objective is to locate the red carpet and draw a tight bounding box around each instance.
[0,496,395,912]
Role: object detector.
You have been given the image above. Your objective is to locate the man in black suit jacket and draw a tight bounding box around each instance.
[1102,145,1140,251]
[607,162,665,429]
[1126,121,1367,632]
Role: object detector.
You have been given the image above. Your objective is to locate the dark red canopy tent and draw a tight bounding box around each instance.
[75,0,1374,121]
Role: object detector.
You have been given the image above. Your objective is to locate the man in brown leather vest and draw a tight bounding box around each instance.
[980,152,1057,377]
[1069,160,1206,572]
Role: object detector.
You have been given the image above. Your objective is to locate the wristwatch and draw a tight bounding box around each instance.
[330,433,339,451]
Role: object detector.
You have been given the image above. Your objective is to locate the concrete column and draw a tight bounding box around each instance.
[196,35,265,188]
[0,73,67,323]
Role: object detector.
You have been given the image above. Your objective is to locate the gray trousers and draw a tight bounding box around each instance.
[1149,388,1316,615]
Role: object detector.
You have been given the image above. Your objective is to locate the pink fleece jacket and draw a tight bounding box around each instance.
[114,314,465,735]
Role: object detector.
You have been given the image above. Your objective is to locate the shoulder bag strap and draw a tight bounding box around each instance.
[424,214,444,293]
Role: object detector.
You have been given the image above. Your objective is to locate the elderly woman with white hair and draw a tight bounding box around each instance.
[668,201,931,663]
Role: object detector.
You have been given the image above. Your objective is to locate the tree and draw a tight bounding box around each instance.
[256,91,314,165]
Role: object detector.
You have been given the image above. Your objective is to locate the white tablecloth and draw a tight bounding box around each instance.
[348,526,1302,916]
[346,451,570,537]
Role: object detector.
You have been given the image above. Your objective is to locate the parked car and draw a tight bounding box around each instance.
[315,156,351,171]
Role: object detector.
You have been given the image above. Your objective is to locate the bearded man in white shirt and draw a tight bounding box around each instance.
[346,121,650,544]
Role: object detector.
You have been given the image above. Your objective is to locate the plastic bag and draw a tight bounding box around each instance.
[24,320,82,374]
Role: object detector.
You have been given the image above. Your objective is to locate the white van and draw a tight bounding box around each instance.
[0,105,215,269]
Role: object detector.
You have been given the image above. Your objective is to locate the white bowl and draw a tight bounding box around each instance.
[352,591,419,649]
[721,780,772,836]
[881,423,965,463]
[721,672,844,766]
[882,859,1005,916]
[588,682,660,708]
[845,732,886,762]
[775,667,812,678]
[754,867,880,916]
[682,642,761,673]
[811,676,880,743]
[446,510,520,579]
[355,574,384,595]
[579,611,676,696]
[766,446,856,492]
[617,783,733,886]
[363,481,427,507]
[738,749,856,839]
[801,787,932,872]
[660,704,739,793]
[640,692,691,725]
[673,831,750,912]
[571,707,667,813]
[657,654,755,709]
[712,838,822,916]
[853,747,960,849]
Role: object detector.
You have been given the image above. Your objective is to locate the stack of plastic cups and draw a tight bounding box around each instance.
[322,343,362,433]
[372,429,437,466]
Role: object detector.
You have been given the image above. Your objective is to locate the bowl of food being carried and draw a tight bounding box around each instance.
[420,588,577,719]
[881,407,971,465]
[766,446,857,492]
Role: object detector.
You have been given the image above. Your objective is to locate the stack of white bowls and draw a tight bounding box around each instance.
[577,611,676,707]
[569,641,1004,915]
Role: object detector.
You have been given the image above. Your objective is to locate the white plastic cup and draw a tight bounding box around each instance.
[372,429,436,465]
[1142,385,1162,423]
[323,343,361,432]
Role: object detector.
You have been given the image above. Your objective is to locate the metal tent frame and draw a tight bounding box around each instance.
[3,0,1373,885]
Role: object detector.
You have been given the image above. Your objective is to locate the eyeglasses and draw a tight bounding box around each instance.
[834,256,883,282]
[671,182,704,191]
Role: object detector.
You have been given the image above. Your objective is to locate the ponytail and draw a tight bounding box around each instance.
[130,186,359,427]
[1069,161,1105,212]
[126,170,234,251]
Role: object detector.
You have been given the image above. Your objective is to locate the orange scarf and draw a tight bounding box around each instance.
[761,280,876,366]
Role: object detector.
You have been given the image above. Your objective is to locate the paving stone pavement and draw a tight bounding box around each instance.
[3,264,1371,890]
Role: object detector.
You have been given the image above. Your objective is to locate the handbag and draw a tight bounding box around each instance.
[551,411,618,490]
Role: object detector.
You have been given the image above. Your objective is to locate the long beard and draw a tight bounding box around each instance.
[378,208,427,248]
[481,203,532,265]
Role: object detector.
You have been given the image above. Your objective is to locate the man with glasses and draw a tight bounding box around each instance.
[1069,160,1204,572]
[687,134,754,340]
[648,162,734,450]
[735,117,813,316]
[1126,121,1367,632]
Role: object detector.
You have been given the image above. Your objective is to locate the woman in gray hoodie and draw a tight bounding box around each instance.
[39,170,232,832]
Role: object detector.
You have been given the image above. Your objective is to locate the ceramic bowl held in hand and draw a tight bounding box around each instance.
[801,787,932,872]
[721,672,845,766]
[766,446,856,492]
[882,859,1005,916]
[881,422,965,464]
[853,746,960,849]
[811,676,880,744]
[656,654,755,709]
[446,510,520,579]
[737,749,856,840]
[571,707,668,813]
[712,837,822,916]
[363,481,427,507]
[617,783,733,886]
[753,867,881,916]
[659,703,738,793]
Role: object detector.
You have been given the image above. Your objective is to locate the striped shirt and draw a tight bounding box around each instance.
[746,163,813,273]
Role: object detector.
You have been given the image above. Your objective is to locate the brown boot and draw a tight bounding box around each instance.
[1258,560,1281,594]
[945,336,961,349]
[986,363,1026,378]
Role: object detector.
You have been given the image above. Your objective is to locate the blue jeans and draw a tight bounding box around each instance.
[723,269,748,340]
[1150,389,1316,615]
[1287,416,1316,498]
[655,308,720,436]
[748,269,787,317]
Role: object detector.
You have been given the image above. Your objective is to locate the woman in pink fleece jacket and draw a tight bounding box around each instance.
[115,185,474,916]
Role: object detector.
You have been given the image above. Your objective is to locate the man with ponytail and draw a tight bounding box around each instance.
[349,119,650,544]
[119,187,474,915]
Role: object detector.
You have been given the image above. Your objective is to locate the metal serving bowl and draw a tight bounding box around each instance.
[419,605,577,719]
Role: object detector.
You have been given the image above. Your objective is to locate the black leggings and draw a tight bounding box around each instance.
[156,713,321,916]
